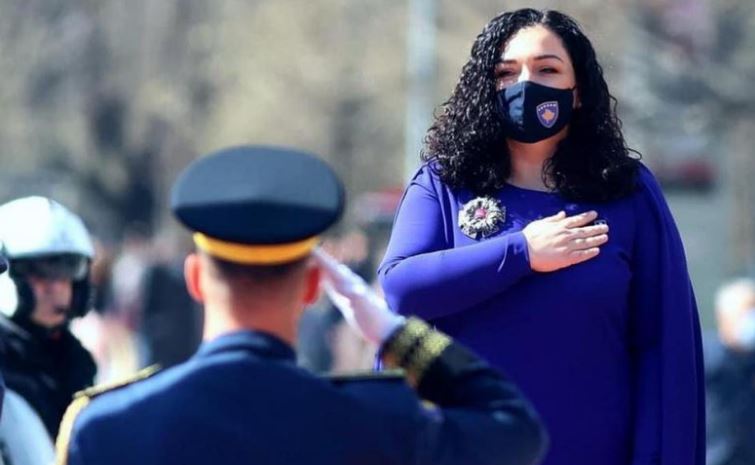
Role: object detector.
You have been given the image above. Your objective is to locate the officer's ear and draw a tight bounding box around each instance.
[184,253,204,304]
[301,259,321,306]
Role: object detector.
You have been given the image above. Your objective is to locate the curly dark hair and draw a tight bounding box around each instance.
[423,8,640,202]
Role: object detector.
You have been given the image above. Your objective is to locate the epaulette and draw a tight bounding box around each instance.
[55,365,160,465]
[325,369,405,384]
[74,364,160,400]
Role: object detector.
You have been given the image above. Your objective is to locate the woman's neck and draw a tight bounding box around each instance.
[506,132,564,191]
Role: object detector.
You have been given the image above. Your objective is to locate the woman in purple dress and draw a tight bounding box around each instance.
[379,9,704,465]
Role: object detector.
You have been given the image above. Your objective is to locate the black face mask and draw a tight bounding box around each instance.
[496,81,575,143]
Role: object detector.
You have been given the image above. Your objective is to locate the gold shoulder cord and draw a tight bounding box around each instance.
[54,365,160,465]
[55,396,91,465]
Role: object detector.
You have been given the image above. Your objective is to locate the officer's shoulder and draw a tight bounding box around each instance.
[323,369,421,411]
[76,364,161,401]
[55,365,161,461]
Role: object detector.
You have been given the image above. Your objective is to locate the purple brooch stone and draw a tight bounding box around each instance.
[536,101,559,128]
[458,197,505,239]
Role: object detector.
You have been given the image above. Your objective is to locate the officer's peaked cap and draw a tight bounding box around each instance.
[171,145,345,265]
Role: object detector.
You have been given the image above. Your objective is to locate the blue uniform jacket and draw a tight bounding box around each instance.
[59,322,546,465]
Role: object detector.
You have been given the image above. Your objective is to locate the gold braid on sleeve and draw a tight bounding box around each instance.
[380,317,452,387]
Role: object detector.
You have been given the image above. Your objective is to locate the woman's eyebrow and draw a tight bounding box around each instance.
[533,54,564,62]
[498,54,565,64]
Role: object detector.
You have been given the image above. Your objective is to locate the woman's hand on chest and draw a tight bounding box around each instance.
[522,210,609,272]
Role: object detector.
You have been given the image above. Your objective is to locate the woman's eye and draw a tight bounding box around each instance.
[540,67,558,74]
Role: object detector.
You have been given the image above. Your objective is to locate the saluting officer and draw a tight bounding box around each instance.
[56,145,548,465]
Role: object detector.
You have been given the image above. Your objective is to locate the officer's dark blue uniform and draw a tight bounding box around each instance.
[55,146,547,465]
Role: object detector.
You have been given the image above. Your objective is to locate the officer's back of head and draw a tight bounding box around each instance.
[171,145,344,342]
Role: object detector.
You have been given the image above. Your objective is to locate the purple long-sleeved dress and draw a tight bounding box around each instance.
[379,163,704,465]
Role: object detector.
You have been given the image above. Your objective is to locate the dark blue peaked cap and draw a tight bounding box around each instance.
[171,145,345,264]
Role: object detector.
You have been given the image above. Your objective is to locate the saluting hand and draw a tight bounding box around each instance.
[313,248,405,345]
[522,210,608,272]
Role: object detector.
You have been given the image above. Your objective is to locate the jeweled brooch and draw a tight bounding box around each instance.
[458,196,505,239]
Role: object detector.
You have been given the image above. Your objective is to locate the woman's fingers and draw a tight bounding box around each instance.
[568,234,608,250]
[558,224,608,246]
[524,211,608,271]
[541,210,567,222]
[571,223,609,238]
[568,247,600,264]
[560,210,598,228]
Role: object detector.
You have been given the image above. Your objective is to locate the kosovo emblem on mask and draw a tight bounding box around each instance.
[536,101,559,128]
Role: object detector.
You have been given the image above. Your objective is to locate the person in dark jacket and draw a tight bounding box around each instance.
[705,278,755,465]
[139,260,203,369]
[0,197,97,438]
[55,145,547,465]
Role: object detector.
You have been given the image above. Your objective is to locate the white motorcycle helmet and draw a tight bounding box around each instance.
[0,196,95,321]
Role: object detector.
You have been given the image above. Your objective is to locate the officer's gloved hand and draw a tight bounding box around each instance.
[313,248,405,346]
